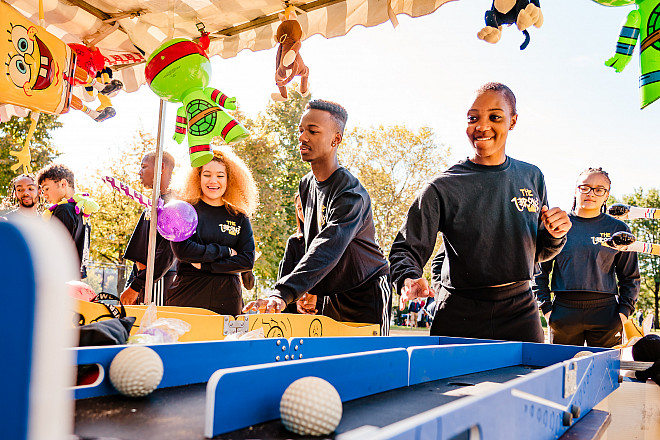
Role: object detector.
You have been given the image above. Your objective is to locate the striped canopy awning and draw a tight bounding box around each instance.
[1,0,454,121]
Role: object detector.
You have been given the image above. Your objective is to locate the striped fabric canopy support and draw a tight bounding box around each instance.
[1,0,455,121]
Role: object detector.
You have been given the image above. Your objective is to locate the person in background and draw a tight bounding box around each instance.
[121,151,177,305]
[533,167,640,348]
[4,174,40,218]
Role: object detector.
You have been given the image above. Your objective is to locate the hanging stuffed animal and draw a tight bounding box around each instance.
[68,43,123,121]
[477,0,544,50]
[271,6,310,102]
[594,0,660,109]
[145,31,249,167]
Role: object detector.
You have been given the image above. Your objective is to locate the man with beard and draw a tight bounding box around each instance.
[5,174,40,218]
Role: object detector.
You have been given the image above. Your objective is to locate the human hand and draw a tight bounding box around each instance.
[191,262,201,269]
[230,248,237,256]
[541,206,572,238]
[296,293,317,314]
[120,287,139,305]
[243,296,286,314]
[400,278,434,311]
[605,53,631,73]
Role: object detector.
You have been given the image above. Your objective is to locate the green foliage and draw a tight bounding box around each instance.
[79,130,156,291]
[621,188,660,326]
[340,125,450,257]
[0,114,61,196]
[231,88,311,287]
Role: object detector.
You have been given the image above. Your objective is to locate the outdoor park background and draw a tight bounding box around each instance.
[1,0,659,322]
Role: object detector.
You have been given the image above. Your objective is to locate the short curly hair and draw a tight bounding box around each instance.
[475,82,517,116]
[179,145,258,218]
[307,99,348,133]
[36,163,75,188]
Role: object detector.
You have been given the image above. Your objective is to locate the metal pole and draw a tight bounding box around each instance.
[144,99,166,304]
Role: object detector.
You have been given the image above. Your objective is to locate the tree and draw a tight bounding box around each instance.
[340,125,451,309]
[340,125,451,257]
[622,188,660,328]
[0,114,61,195]
[231,88,311,286]
[79,130,156,292]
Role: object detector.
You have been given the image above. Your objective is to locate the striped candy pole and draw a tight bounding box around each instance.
[102,176,153,208]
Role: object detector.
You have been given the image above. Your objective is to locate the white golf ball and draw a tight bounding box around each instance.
[280,376,343,436]
[109,346,164,397]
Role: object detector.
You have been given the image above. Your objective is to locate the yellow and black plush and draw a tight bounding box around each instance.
[271,8,309,102]
[477,0,544,50]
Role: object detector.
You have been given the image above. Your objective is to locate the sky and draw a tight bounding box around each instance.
[49,0,659,210]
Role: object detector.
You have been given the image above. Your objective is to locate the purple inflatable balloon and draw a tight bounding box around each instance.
[156,200,198,242]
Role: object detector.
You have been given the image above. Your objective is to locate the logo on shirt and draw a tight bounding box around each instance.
[317,205,327,229]
[511,188,540,213]
[219,220,241,236]
[592,232,612,245]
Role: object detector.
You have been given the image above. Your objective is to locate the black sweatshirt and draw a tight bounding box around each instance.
[389,157,566,294]
[274,167,389,304]
[278,233,305,281]
[123,194,176,293]
[167,201,254,313]
[51,202,88,275]
[533,213,640,317]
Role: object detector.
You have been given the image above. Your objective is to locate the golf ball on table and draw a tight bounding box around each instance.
[280,376,343,436]
[109,346,163,397]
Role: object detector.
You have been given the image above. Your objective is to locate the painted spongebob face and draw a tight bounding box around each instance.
[6,23,57,95]
[1,2,75,115]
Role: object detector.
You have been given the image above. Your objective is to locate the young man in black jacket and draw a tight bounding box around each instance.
[244,100,391,335]
[37,164,90,278]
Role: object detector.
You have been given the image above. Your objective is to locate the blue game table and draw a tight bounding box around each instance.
[73,336,619,439]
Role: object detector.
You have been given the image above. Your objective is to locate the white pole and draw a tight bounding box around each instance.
[145,99,166,304]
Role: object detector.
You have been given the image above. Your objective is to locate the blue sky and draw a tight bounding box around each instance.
[52,0,659,209]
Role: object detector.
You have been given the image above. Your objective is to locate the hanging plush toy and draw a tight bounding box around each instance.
[145,31,248,167]
[594,0,660,109]
[271,6,310,102]
[477,0,544,50]
[68,44,123,120]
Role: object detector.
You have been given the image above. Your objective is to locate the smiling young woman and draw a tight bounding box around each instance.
[534,167,640,348]
[166,146,258,315]
[389,82,572,343]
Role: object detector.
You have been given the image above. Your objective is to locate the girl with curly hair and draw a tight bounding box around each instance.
[166,146,258,315]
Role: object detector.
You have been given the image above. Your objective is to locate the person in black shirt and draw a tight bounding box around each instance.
[167,146,258,315]
[120,151,177,305]
[37,164,90,278]
[244,100,392,335]
[278,193,319,314]
[389,83,572,343]
[533,167,640,347]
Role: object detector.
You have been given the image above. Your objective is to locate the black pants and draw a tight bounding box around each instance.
[549,296,622,348]
[430,282,544,343]
[323,273,392,336]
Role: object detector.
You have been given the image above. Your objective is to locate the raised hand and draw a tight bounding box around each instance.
[541,206,571,238]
